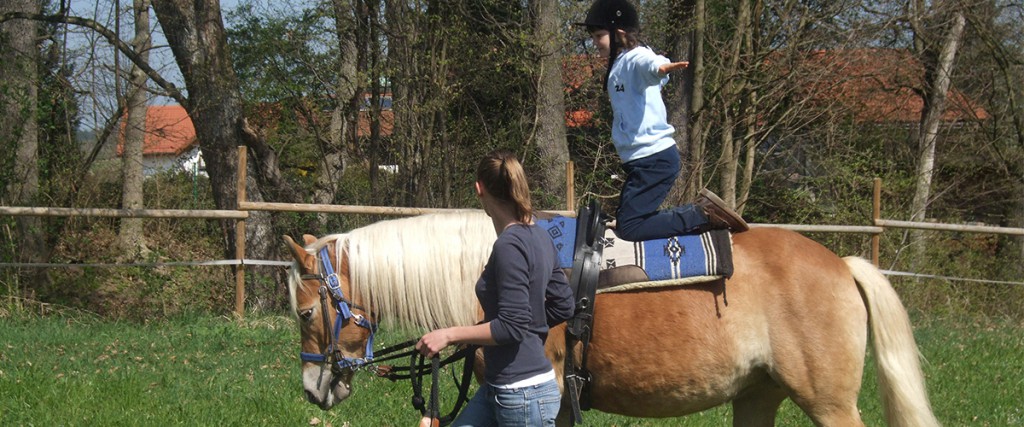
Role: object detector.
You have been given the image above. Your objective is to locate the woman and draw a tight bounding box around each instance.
[416,149,575,426]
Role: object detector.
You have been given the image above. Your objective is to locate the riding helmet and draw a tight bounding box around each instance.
[578,0,639,31]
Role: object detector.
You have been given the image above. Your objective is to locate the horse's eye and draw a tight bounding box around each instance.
[298,308,315,322]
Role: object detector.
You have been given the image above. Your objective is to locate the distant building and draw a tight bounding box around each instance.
[788,48,988,124]
[117,105,205,177]
[564,49,988,127]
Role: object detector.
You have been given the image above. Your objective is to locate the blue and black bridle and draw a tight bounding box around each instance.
[296,246,477,426]
[298,246,377,373]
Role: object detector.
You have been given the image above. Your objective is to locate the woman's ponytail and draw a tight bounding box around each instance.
[476,150,533,223]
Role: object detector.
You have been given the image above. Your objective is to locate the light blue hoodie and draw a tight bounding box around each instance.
[607,46,677,162]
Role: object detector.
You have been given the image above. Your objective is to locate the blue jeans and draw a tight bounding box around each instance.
[616,146,708,241]
[450,378,561,427]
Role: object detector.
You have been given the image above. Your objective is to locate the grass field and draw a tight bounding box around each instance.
[1,314,1021,426]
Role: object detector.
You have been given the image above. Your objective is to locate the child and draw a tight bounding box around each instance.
[579,0,748,242]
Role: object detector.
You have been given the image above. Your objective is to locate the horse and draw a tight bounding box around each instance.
[283,211,939,427]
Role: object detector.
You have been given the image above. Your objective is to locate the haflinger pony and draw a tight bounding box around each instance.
[284,211,940,427]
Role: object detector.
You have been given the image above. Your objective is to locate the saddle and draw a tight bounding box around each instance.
[546,201,734,425]
[537,212,734,286]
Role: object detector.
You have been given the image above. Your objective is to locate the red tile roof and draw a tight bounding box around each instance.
[563,49,988,127]
[788,49,988,123]
[120,50,979,154]
[117,105,197,156]
[356,110,394,137]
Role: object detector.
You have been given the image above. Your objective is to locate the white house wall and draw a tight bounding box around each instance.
[142,146,207,178]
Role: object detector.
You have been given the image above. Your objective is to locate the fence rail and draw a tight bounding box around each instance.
[0,206,247,219]
[875,218,1024,236]
[2,147,1021,317]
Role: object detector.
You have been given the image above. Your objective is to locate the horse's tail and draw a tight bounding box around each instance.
[844,256,940,427]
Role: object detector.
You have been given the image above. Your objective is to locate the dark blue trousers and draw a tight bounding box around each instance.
[615,147,708,241]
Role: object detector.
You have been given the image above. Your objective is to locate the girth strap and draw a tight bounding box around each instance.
[564,199,606,425]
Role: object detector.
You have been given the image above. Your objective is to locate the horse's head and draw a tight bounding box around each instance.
[284,234,376,410]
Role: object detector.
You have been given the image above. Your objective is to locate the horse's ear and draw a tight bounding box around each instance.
[302,234,317,245]
[283,235,314,271]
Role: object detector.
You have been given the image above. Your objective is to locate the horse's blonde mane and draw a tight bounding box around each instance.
[347,211,494,331]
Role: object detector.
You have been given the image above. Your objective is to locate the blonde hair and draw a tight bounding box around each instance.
[476,150,533,223]
[287,214,495,331]
[347,212,494,330]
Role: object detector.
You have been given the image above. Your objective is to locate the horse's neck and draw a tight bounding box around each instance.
[346,212,494,330]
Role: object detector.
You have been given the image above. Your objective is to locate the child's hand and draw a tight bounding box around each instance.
[418,416,435,427]
[659,61,690,74]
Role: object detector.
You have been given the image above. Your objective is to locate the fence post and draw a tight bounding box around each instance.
[872,177,881,267]
[566,161,575,212]
[235,146,248,318]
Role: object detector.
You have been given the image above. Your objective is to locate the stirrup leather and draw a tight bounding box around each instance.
[564,199,606,425]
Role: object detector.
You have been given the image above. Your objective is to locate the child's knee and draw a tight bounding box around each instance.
[612,220,642,241]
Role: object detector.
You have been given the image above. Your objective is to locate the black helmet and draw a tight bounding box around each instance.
[578,0,639,31]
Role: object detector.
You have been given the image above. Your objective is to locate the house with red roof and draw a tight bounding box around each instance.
[117,105,205,177]
[117,50,985,179]
[789,48,988,124]
[563,49,988,128]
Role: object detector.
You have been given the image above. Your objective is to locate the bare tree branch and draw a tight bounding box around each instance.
[1,11,187,106]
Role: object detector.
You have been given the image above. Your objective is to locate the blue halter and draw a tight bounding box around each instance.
[299,247,377,372]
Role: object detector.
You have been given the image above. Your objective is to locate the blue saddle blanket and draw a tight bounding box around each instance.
[537,216,733,281]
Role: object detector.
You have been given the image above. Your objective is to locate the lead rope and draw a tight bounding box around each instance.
[409,346,477,427]
[429,356,441,426]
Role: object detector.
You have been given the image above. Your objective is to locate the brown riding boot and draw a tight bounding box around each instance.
[695,189,749,233]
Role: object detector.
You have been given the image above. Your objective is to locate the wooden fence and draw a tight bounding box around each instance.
[3,146,1022,317]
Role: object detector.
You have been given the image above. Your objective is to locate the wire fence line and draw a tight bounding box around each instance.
[0,259,292,268]
[3,152,1022,315]
[2,260,1021,287]
[2,211,1022,287]
[880,270,1024,287]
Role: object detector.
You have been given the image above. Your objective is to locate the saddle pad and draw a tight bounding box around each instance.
[536,216,733,281]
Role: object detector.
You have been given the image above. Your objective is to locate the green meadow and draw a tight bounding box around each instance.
[1,314,1021,426]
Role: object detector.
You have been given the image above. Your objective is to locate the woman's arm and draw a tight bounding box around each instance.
[415,322,497,358]
[546,267,575,326]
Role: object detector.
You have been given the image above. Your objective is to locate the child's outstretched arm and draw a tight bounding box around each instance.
[658,61,689,75]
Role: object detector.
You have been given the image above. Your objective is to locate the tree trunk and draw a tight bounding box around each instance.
[739,89,757,214]
[906,9,966,266]
[151,0,284,310]
[0,0,47,291]
[684,0,706,200]
[736,0,761,214]
[717,0,752,207]
[530,0,569,209]
[321,0,360,224]
[120,0,152,260]
[384,0,419,207]
[384,0,447,208]
[666,0,697,205]
[910,11,966,223]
